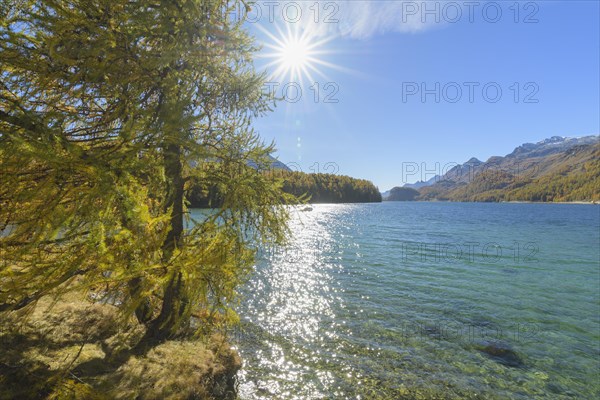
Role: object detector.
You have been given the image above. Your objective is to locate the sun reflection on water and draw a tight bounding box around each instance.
[235,205,355,399]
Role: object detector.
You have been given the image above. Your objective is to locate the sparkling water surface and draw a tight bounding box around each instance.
[197,203,600,399]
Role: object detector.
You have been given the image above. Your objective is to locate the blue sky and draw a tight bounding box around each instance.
[245,1,599,190]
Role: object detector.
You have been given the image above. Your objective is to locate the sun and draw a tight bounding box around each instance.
[278,36,310,72]
[258,24,335,84]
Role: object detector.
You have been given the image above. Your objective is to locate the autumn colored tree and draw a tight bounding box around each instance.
[1,0,293,345]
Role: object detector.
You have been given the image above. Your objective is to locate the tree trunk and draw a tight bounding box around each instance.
[142,142,189,343]
[128,277,153,324]
[162,142,185,262]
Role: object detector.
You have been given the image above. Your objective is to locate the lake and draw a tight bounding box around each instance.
[200,203,600,399]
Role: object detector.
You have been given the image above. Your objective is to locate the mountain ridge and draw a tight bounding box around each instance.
[384,135,599,202]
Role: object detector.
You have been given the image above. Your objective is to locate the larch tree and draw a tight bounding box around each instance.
[0,0,292,345]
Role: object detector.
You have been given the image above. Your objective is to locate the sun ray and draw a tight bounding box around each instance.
[256,22,338,85]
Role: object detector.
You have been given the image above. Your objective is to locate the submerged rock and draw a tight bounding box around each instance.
[477,341,524,368]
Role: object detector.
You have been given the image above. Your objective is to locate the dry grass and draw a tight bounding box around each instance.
[103,339,240,400]
[0,296,241,400]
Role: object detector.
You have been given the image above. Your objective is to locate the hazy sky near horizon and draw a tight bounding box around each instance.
[243,1,599,190]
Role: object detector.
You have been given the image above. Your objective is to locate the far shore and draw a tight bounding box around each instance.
[500,200,598,205]
[380,200,599,205]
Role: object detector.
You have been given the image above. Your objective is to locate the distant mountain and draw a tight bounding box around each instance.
[507,135,598,159]
[418,135,599,202]
[403,174,441,189]
[384,187,419,201]
[246,155,291,171]
[400,157,486,190]
[193,154,291,172]
[267,155,291,171]
[434,157,484,186]
[387,157,481,194]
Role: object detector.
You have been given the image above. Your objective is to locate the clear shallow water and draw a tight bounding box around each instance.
[207,203,599,399]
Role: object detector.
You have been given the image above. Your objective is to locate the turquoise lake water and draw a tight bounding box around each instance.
[213,203,599,399]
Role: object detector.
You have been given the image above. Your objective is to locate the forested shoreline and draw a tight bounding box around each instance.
[188,170,382,207]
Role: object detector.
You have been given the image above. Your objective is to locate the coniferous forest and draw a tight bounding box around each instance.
[188,170,382,207]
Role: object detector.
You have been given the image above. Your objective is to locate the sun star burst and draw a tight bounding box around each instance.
[258,23,336,86]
